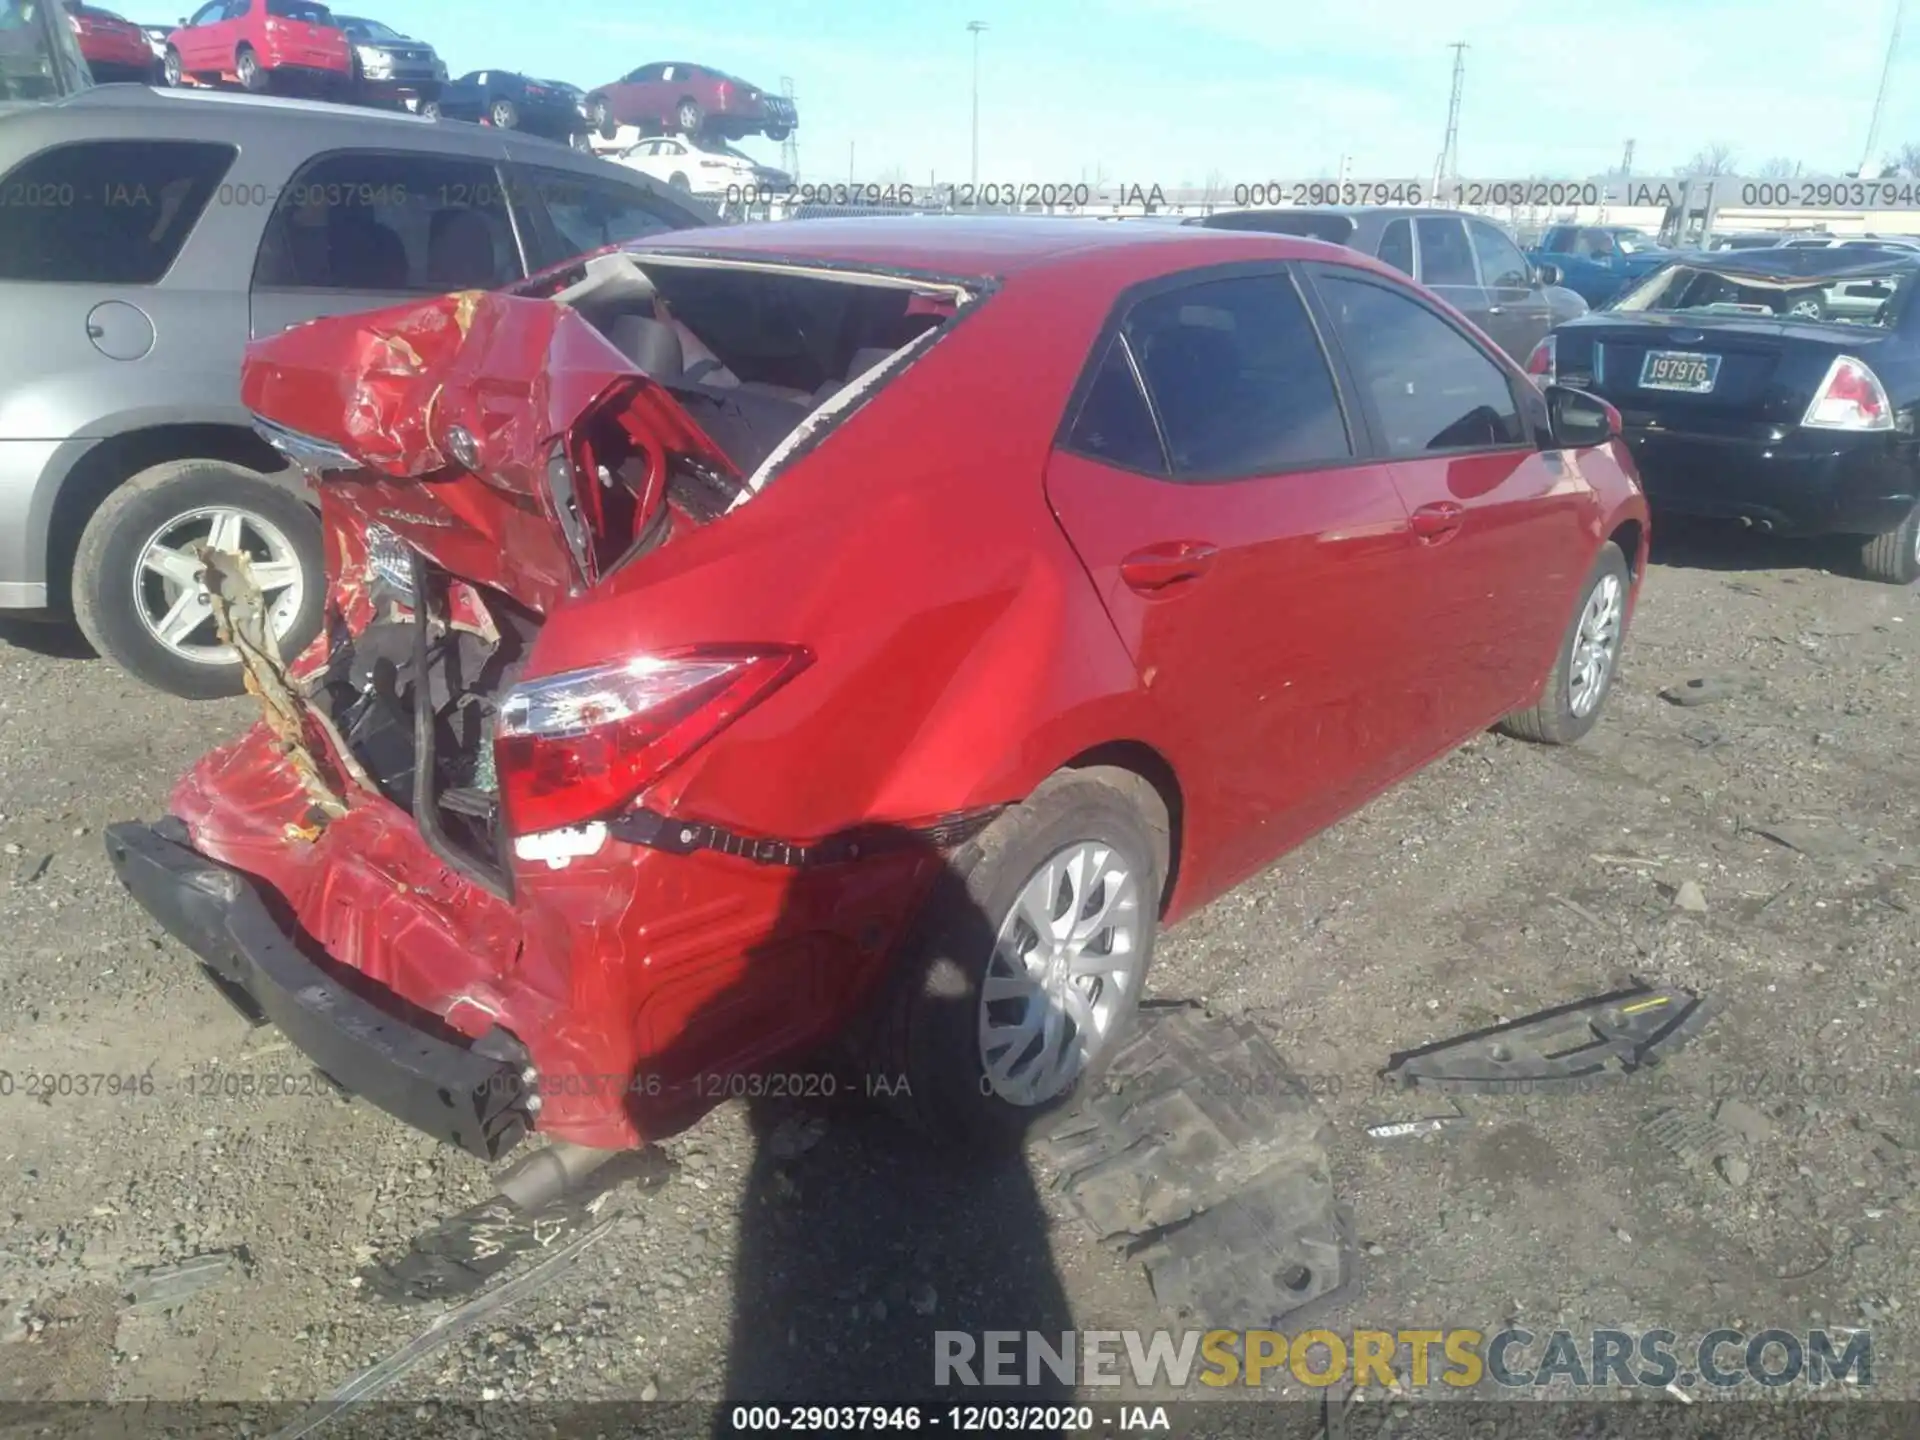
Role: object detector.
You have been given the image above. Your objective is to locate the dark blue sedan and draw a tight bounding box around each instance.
[438,69,589,145]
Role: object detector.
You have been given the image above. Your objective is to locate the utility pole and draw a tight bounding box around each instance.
[779,76,799,180]
[1619,138,1635,177]
[1860,0,1905,177]
[848,140,855,185]
[1433,42,1467,203]
[968,20,988,186]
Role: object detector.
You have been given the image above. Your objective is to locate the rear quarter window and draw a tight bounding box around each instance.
[0,139,237,284]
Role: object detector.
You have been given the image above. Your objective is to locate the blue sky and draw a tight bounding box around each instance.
[351,0,1919,185]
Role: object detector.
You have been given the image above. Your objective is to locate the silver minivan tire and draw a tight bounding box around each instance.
[71,460,324,701]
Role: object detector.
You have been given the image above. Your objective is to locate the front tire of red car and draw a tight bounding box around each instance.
[872,768,1168,1150]
[1497,540,1630,745]
[235,43,267,92]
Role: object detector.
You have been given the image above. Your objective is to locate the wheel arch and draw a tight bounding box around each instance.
[37,423,295,612]
[1051,740,1184,917]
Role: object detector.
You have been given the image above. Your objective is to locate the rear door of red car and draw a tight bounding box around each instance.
[1305,262,1587,736]
[176,0,225,69]
[1043,264,1424,900]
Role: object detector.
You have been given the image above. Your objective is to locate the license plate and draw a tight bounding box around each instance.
[1640,350,1721,393]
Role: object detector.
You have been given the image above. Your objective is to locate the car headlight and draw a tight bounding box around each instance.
[358,46,392,74]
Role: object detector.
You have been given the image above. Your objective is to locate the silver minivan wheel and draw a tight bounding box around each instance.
[132,505,304,667]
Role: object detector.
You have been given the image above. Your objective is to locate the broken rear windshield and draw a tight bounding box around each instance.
[1610,261,1911,327]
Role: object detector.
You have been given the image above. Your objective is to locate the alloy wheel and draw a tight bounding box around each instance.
[133,506,304,667]
[1567,572,1624,718]
[978,840,1146,1107]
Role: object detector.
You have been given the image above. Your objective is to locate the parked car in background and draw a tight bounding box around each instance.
[1,0,96,98]
[1195,207,1587,362]
[334,14,442,109]
[1527,224,1674,307]
[104,216,1647,1161]
[0,83,711,698]
[438,68,588,144]
[585,61,794,142]
[1709,231,1788,251]
[163,0,350,97]
[1532,247,1920,583]
[613,131,788,195]
[1772,233,1920,252]
[64,1,155,80]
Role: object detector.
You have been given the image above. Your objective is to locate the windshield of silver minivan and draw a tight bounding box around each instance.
[1611,261,1910,327]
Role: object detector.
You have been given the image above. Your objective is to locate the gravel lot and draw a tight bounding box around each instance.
[0,523,1915,1427]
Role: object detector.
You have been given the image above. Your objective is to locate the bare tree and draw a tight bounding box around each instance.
[1755,156,1799,178]
[1883,141,1920,177]
[1680,143,1738,176]
[1199,168,1228,205]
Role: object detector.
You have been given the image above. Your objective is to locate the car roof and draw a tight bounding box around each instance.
[2,84,608,170]
[625,214,1355,280]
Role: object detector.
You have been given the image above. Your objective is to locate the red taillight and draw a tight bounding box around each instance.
[1802,354,1893,431]
[494,647,810,837]
[716,80,731,103]
[1525,334,1556,383]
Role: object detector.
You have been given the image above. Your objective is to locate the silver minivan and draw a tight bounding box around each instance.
[0,83,708,696]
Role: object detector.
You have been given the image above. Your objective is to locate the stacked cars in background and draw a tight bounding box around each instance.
[64,1,155,81]
[612,131,789,195]
[334,13,443,110]
[437,68,589,144]
[162,0,352,97]
[584,60,794,142]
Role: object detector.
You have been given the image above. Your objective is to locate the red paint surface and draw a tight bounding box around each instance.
[177,220,1648,1149]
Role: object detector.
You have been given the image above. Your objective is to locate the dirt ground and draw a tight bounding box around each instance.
[0,522,1915,1430]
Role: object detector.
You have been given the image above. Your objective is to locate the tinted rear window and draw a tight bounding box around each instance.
[0,140,236,284]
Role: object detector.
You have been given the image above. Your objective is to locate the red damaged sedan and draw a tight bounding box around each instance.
[105,219,1649,1165]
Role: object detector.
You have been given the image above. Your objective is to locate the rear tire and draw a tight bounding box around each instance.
[235,43,267,93]
[70,461,324,701]
[869,768,1168,1150]
[590,95,616,140]
[668,171,690,191]
[765,124,790,142]
[1859,504,1920,585]
[675,97,703,134]
[161,45,183,87]
[489,98,518,129]
[1498,541,1631,745]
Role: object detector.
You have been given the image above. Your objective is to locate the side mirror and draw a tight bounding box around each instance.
[1544,384,1620,450]
[1533,262,1561,287]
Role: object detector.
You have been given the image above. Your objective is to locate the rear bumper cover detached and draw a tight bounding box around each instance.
[103,818,534,1160]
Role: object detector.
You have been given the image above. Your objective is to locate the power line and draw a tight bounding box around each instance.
[1860,0,1906,176]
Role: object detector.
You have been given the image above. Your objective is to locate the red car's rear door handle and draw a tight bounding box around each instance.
[1410,502,1464,543]
[1119,541,1218,594]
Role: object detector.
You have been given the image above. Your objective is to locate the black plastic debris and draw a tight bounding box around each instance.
[1034,1010,1352,1328]
[1381,981,1715,1094]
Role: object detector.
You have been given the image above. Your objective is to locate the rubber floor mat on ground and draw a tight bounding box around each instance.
[1034,1007,1353,1328]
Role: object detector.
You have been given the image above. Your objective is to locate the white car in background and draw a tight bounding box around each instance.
[611,133,789,196]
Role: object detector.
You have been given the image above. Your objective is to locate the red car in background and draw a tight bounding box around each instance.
[64,0,155,79]
[585,60,795,142]
[105,220,1647,1169]
[162,0,350,96]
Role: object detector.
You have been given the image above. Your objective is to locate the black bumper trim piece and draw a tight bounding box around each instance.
[103,820,532,1160]
[606,805,1005,868]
